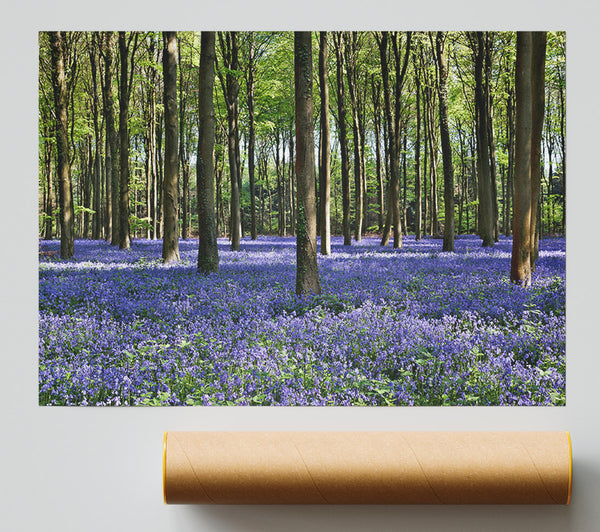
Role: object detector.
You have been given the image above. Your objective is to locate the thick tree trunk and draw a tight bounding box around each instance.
[49,31,74,259]
[162,31,180,263]
[435,32,455,252]
[197,32,219,273]
[118,32,131,250]
[295,32,321,296]
[511,32,533,286]
[318,32,331,255]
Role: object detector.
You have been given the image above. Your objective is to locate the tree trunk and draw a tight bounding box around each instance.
[371,76,384,233]
[511,32,533,286]
[178,38,189,241]
[319,32,331,255]
[100,32,118,244]
[333,33,351,246]
[49,31,74,259]
[43,126,54,239]
[118,32,131,250]
[345,32,364,242]
[435,32,454,251]
[413,46,422,240]
[218,32,242,250]
[89,34,102,240]
[529,32,547,267]
[247,32,258,240]
[197,32,219,273]
[162,31,180,263]
[471,31,494,247]
[295,32,321,296]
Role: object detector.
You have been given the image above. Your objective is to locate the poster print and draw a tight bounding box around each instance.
[38,31,565,406]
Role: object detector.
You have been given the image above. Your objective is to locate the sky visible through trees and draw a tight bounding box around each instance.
[38,31,566,406]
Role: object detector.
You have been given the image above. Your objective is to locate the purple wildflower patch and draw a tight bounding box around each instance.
[38,235,565,406]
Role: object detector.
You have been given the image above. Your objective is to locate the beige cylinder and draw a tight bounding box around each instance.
[163,431,572,505]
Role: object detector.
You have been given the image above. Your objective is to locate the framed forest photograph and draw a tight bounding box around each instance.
[38,30,566,407]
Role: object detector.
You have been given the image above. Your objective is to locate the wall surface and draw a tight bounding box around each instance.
[2,1,599,530]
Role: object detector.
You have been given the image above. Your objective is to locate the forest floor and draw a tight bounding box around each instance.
[38,235,565,406]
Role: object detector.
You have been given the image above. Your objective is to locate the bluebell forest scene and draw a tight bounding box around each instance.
[39,31,565,406]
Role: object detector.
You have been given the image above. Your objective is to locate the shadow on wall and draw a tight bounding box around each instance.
[175,503,575,532]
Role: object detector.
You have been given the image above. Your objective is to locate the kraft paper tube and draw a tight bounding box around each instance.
[163,431,572,505]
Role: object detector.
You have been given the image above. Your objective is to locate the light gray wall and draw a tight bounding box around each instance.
[3,2,599,530]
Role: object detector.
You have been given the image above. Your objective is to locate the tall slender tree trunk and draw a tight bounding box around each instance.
[529,32,547,267]
[218,32,242,250]
[100,31,118,244]
[288,129,296,235]
[118,32,131,250]
[378,33,399,247]
[413,46,422,240]
[89,35,102,240]
[178,38,189,241]
[247,32,258,240]
[319,32,331,255]
[371,76,384,233]
[162,31,180,262]
[558,69,566,234]
[43,127,54,239]
[295,32,321,296]
[435,32,454,252]
[334,32,351,246]
[197,32,219,273]
[471,31,494,247]
[345,32,364,242]
[505,84,515,236]
[49,31,74,259]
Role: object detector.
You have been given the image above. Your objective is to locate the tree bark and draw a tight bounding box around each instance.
[529,32,547,267]
[100,32,118,244]
[197,32,219,273]
[49,31,75,259]
[371,76,384,233]
[435,32,454,252]
[294,32,321,296]
[118,32,131,250]
[89,34,102,240]
[471,31,494,247]
[162,31,180,263]
[413,45,422,240]
[178,38,189,241]
[218,32,242,250]
[318,32,331,255]
[333,32,351,246]
[511,32,533,286]
[247,32,258,240]
[345,32,364,242]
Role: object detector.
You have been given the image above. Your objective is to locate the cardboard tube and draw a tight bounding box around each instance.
[163,431,572,505]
